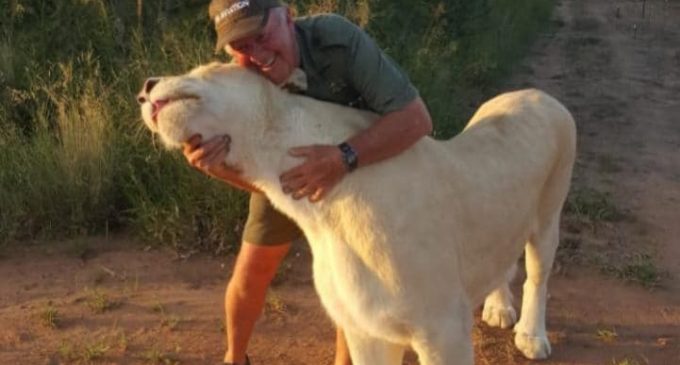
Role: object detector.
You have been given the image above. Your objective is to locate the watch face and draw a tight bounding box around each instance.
[347,151,357,166]
[339,142,358,172]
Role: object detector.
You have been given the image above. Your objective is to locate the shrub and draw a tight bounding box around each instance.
[0,0,554,252]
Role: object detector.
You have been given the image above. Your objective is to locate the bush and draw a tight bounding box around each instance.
[0,0,554,251]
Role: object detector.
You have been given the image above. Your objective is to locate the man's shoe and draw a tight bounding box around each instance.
[224,355,250,365]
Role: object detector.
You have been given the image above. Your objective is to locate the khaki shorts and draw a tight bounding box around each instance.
[242,193,302,245]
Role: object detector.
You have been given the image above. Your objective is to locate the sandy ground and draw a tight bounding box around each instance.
[1,0,679,364]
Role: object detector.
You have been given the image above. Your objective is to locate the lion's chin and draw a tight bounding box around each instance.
[155,101,203,149]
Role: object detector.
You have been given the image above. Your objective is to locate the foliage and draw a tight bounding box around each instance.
[292,0,555,137]
[565,187,623,223]
[0,0,554,252]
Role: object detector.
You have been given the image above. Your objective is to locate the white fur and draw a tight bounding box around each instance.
[139,63,576,364]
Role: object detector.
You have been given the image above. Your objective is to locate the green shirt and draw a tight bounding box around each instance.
[295,14,418,114]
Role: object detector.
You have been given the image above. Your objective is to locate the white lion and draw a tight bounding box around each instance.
[138,63,576,365]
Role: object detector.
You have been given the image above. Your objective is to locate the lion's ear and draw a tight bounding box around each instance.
[207,61,224,69]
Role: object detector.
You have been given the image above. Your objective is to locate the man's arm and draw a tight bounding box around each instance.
[279,96,432,202]
[345,96,432,168]
[183,134,261,193]
[280,16,432,202]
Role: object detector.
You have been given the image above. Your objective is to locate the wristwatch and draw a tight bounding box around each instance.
[338,142,358,172]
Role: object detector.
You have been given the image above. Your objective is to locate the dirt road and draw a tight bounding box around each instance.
[491,0,680,363]
[1,0,678,364]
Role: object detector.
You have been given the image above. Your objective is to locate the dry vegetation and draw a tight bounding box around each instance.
[3,0,678,364]
[0,0,553,252]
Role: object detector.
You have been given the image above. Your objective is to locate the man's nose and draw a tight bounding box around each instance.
[137,77,160,104]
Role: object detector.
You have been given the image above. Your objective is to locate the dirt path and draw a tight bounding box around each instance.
[1,0,679,364]
[491,0,680,363]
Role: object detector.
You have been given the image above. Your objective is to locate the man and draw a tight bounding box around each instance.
[183,1,433,364]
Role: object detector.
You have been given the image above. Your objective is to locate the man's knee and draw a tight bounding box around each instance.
[231,241,292,286]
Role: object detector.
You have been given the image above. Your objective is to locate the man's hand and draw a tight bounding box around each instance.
[279,145,347,202]
[183,134,235,177]
[182,134,260,193]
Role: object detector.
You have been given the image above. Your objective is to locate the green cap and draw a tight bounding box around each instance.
[209,0,283,53]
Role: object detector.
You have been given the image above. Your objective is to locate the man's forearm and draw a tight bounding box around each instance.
[276,97,433,202]
[345,97,433,168]
[209,165,262,193]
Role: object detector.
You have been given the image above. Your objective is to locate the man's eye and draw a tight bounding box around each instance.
[233,44,248,53]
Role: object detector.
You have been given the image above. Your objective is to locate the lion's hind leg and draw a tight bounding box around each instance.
[513,213,560,359]
[343,329,406,365]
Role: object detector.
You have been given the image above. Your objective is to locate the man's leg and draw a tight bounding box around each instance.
[223,241,291,364]
[335,327,353,365]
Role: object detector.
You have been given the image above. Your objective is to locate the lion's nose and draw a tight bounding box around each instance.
[137,77,161,104]
[144,78,160,93]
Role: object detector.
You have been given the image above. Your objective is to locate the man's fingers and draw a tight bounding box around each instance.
[183,134,203,151]
[280,167,305,184]
[203,141,228,165]
[282,176,307,194]
[292,185,315,200]
[187,147,207,166]
[184,134,229,153]
[188,136,230,168]
[202,135,228,149]
[186,143,212,166]
[200,152,224,170]
[309,188,325,203]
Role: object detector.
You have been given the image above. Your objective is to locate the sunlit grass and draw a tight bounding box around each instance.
[1,0,554,252]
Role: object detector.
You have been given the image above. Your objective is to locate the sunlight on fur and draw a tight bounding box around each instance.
[138,63,576,365]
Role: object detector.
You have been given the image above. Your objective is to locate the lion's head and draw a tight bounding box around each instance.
[137,63,272,149]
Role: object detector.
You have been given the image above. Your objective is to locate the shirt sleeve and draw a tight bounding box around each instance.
[328,16,418,114]
[348,24,418,114]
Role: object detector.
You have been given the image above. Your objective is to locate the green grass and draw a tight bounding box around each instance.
[117,330,129,353]
[39,302,61,329]
[66,239,96,261]
[151,299,182,330]
[1,0,555,252]
[142,347,180,365]
[603,252,666,288]
[265,290,288,316]
[565,187,623,223]
[86,289,120,314]
[81,341,110,362]
[596,328,618,343]
[57,341,76,362]
[611,358,645,365]
[58,339,110,363]
[161,314,182,331]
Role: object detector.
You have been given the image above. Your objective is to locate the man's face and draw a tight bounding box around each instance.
[227,8,298,85]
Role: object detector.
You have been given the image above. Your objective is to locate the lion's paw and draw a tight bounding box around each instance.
[514,331,551,360]
[482,303,517,329]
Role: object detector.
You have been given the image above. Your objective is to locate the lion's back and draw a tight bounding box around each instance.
[465,89,574,137]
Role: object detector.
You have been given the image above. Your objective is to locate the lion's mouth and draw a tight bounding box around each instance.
[150,95,199,124]
[151,99,170,124]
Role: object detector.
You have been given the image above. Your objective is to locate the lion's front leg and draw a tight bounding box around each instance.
[410,296,474,365]
[482,284,517,329]
[343,328,405,365]
[482,263,518,329]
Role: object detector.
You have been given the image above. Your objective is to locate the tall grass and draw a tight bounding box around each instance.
[0,0,554,251]
[0,59,115,239]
